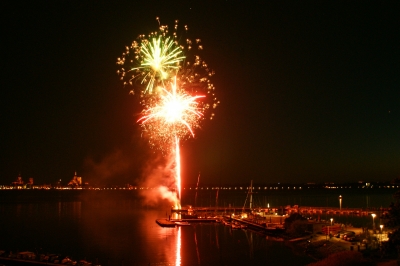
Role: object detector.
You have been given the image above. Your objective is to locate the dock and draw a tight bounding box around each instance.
[156,214,286,236]
[156,218,218,227]
[171,206,251,213]
[230,217,285,234]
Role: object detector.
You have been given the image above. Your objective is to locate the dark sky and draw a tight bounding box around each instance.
[1,1,399,186]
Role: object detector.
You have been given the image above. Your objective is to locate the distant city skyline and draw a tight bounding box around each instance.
[3,172,400,188]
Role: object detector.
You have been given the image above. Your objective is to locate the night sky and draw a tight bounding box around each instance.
[1,1,399,186]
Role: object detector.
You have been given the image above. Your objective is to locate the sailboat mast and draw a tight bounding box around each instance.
[249,180,253,210]
[195,172,200,206]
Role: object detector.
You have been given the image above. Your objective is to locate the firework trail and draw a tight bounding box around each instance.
[175,136,181,204]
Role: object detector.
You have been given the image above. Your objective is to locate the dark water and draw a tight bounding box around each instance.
[0,190,314,266]
[0,188,397,265]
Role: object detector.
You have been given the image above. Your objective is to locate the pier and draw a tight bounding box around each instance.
[171,205,389,218]
[230,217,285,234]
[156,218,219,227]
[171,206,252,213]
[285,206,388,216]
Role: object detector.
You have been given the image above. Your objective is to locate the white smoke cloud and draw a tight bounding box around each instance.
[82,146,179,207]
[139,151,179,207]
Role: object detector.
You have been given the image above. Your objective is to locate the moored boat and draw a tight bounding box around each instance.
[223,220,231,226]
[231,223,241,229]
[175,221,190,226]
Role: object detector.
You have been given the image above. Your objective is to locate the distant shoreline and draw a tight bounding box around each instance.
[0,188,397,209]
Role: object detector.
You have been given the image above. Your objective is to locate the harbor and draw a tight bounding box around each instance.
[0,189,395,266]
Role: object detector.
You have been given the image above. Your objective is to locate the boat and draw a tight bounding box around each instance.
[61,256,77,265]
[223,220,231,226]
[175,221,191,226]
[231,223,241,229]
[79,259,93,265]
[156,219,176,227]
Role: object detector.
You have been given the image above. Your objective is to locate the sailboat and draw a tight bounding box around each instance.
[241,180,254,219]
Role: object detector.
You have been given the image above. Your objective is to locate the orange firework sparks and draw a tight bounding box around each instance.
[138,76,205,151]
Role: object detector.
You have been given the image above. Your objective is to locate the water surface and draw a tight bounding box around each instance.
[0,191,315,265]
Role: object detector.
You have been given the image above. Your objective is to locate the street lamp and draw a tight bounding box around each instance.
[339,195,342,211]
[380,224,384,243]
[330,218,333,226]
[371,213,376,232]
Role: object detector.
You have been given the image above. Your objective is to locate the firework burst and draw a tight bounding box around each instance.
[177,55,218,120]
[117,32,185,95]
[118,19,189,96]
[138,77,205,151]
[116,18,219,113]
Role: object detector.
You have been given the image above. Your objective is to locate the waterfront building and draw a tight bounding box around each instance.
[11,174,24,188]
[68,171,82,188]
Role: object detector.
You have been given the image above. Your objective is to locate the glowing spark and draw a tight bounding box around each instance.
[176,56,219,121]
